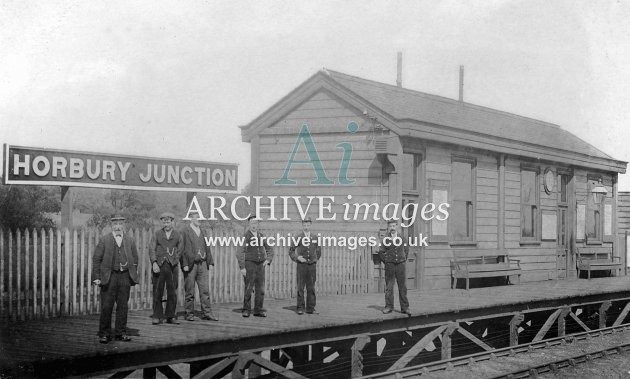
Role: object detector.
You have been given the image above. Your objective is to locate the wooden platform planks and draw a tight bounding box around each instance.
[1,276,629,376]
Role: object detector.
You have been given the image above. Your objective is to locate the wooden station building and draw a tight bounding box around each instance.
[240,69,627,290]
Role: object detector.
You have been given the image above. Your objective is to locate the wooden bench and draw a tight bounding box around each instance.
[576,247,622,279]
[451,250,522,290]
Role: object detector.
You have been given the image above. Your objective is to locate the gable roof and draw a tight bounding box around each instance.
[241,69,626,173]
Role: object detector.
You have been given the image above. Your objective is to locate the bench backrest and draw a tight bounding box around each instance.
[576,247,613,261]
[451,249,508,265]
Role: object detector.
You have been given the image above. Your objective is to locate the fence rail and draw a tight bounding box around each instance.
[0,228,375,321]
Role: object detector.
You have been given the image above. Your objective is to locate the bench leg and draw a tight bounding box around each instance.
[451,276,455,289]
[588,270,591,280]
[517,274,520,285]
[466,277,469,291]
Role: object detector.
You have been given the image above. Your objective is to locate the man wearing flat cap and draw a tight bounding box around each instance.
[149,212,182,325]
[289,217,321,315]
[237,216,274,317]
[181,213,217,321]
[92,214,139,343]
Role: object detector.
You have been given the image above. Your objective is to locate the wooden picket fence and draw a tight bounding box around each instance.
[0,228,375,321]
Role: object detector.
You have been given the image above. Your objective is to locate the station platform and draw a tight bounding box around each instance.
[1,277,629,377]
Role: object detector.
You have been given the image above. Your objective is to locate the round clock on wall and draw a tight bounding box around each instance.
[544,168,555,194]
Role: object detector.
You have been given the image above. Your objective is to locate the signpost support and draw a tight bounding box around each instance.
[60,186,74,229]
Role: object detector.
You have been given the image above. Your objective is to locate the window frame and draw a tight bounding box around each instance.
[520,165,541,245]
[450,155,476,245]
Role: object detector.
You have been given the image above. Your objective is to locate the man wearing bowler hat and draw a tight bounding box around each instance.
[378,219,410,315]
[92,214,139,343]
[289,217,321,315]
[149,212,182,325]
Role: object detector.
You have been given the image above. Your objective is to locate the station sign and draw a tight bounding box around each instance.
[3,144,238,192]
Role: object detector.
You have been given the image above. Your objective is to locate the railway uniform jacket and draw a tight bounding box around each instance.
[236,230,274,269]
[149,229,182,267]
[288,232,321,264]
[378,233,409,264]
[92,233,139,286]
[180,226,214,269]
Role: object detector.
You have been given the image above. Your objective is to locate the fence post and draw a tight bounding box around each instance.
[17,229,22,321]
[33,228,38,319]
[56,229,61,317]
[63,228,71,315]
[0,229,4,318]
[8,230,13,319]
[48,228,53,318]
[40,228,45,317]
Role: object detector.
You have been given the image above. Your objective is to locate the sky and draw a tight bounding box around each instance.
[1,0,630,190]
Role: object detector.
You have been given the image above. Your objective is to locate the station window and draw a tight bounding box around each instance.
[402,153,420,192]
[521,167,540,243]
[451,157,475,243]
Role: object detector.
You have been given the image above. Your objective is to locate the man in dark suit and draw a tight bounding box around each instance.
[237,216,273,318]
[92,214,139,343]
[181,213,217,321]
[289,217,321,315]
[378,219,410,315]
[149,212,182,325]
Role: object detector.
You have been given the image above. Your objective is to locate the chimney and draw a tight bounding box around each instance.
[459,65,464,102]
[396,52,402,87]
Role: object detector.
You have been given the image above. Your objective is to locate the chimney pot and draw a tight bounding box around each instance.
[459,65,464,102]
[396,52,402,87]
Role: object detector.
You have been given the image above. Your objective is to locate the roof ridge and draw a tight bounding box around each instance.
[324,68,564,131]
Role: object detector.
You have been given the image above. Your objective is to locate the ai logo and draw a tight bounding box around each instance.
[275,122,359,185]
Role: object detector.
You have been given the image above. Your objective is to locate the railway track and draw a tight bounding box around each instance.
[361,323,630,378]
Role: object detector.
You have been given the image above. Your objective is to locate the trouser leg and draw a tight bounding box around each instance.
[306,264,317,312]
[253,262,265,313]
[296,263,306,310]
[164,263,177,318]
[384,263,395,310]
[196,263,212,315]
[99,276,116,337]
[152,268,166,319]
[114,272,131,336]
[243,261,255,311]
[184,264,198,314]
[396,262,409,310]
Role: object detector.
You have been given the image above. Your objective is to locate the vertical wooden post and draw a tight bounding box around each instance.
[56,229,61,316]
[63,228,71,315]
[87,229,93,314]
[33,229,38,318]
[568,172,577,278]
[441,323,458,360]
[48,228,53,317]
[509,313,524,346]
[558,307,571,337]
[351,335,371,378]
[17,229,22,321]
[80,229,85,314]
[25,229,30,319]
[60,187,74,230]
[8,231,13,319]
[613,174,618,268]
[498,154,505,251]
[599,301,612,329]
[72,229,78,315]
[0,229,4,318]
[40,228,45,317]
